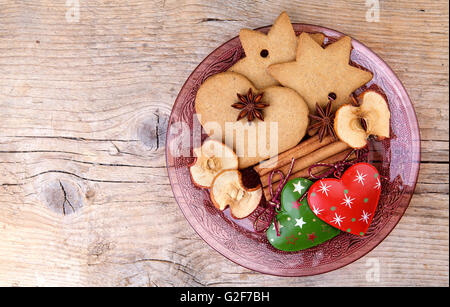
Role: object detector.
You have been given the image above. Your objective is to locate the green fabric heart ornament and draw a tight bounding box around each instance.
[267,178,340,252]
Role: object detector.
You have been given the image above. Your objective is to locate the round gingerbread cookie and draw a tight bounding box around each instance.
[195,72,309,169]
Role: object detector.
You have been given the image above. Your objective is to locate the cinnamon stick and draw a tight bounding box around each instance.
[254,135,335,176]
[260,141,350,187]
[263,149,356,201]
[307,125,319,137]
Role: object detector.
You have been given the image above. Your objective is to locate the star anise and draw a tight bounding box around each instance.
[231,88,268,122]
[309,99,337,142]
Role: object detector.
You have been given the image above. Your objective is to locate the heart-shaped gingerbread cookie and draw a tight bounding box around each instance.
[307,163,381,236]
[195,72,309,169]
[267,178,340,252]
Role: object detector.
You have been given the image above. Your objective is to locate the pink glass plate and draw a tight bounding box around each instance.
[165,24,420,276]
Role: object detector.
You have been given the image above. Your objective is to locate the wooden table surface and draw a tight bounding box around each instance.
[0,0,448,287]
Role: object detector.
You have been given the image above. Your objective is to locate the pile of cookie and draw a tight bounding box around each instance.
[189,12,391,251]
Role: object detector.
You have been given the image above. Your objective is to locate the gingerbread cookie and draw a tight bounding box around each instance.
[229,12,325,89]
[268,33,373,113]
[195,72,309,169]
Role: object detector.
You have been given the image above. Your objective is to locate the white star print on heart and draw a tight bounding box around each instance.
[341,194,355,208]
[311,205,324,216]
[272,221,284,230]
[353,170,367,185]
[374,177,381,190]
[294,217,307,229]
[331,213,345,227]
[359,210,372,224]
[292,181,305,194]
[318,181,331,197]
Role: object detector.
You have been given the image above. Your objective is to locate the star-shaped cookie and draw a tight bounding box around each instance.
[268,32,373,113]
[229,12,324,89]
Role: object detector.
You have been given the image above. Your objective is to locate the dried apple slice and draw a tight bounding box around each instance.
[189,139,238,188]
[359,90,390,140]
[334,90,390,148]
[334,105,368,149]
[210,170,262,219]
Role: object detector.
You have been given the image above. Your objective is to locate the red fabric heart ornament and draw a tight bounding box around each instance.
[307,163,381,236]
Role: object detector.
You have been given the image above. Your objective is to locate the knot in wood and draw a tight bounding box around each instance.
[137,110,168,150]
[43,180,83,215]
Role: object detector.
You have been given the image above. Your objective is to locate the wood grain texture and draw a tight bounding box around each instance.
[0,0,448,286]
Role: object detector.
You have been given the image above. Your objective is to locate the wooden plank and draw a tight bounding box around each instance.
[0,0,448,286]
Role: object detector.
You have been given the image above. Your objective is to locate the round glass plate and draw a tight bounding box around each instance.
[165,24,420,276]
